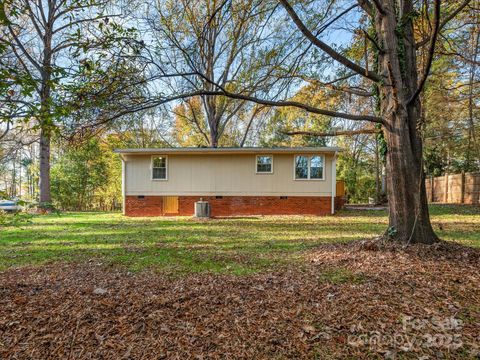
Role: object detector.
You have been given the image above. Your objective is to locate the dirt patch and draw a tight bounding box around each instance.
[1,242,479,359]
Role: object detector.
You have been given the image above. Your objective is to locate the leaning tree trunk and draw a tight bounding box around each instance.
[375,0,438,244]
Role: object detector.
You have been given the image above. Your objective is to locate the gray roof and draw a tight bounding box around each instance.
[114,147,342,155]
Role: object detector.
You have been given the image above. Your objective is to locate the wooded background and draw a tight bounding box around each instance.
[1,0,478,214]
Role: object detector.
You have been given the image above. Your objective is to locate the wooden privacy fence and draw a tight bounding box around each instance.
[336,180,345,197]
[425,172,480,204]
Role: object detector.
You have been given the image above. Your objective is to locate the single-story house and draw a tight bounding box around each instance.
[115,147,344,217]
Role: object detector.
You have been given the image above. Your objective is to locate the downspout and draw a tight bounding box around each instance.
[121,155,126,215]
[331,151,337,215]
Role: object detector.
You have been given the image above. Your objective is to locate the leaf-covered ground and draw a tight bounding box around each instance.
[1,241,479,359]
[0,205,479,358]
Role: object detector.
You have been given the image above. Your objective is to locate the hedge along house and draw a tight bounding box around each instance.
[115,147,344,217]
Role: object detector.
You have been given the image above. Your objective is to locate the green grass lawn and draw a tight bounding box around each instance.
[0,204,478,274]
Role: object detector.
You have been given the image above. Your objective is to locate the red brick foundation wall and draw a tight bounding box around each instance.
[125,195,345,217]
[125,196,164,217]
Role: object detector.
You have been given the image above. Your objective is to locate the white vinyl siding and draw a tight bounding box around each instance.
[125,153,333,196]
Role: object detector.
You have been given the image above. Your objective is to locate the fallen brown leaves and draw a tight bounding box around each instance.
[1,241,479,359]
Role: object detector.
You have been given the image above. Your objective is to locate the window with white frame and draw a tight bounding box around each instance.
[256,155,273,173]
[152,156,167,180]
[295,155,324,180]
[309,155,323,179]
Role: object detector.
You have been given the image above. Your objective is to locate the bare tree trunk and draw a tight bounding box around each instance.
[203,95,220,147]
[38,11,53,209]
[39,127,51,206]
[11,159,16,197]
[18,159,21,197]
[38,80,52,207]
[375,137,380,204]
[466,29,479,169]
[239,107,263,147]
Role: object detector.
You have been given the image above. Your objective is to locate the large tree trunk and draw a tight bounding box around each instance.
[383,111,437,243]
[376,0,438,244]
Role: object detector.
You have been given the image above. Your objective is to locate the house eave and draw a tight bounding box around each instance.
[114,147,343,156]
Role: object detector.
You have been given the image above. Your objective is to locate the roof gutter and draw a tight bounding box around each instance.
[113,147,343,156]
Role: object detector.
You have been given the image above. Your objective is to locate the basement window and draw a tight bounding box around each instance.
[256,155,273,173]
[152,156,167,180]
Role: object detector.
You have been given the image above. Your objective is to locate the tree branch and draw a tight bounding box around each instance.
[7,26,42,72]
[188,69,383,123]
[307,78,374,96]
[240,106,264,147]
[416,0,470,48]
[409,0,441,105]
[318,4,359,34]
[370,0,386,15]
[53,14,116,35]
[0,121,11,140]
[363,29,384,54]
[279,0,381,82]
[283,128,380,136]
[356,0,374,17]
[196,89,384,123]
